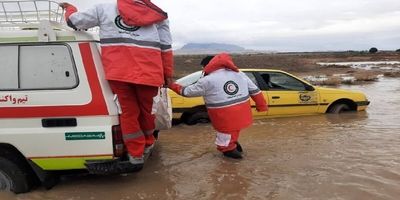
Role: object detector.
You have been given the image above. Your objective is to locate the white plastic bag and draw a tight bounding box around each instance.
[152,87,172,130]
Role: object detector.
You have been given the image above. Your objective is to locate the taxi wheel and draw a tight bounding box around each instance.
[0,157,32,194]
[329,103,350,114]
[185,111,210,125]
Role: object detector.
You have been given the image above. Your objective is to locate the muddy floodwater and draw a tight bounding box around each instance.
[2,77,400,200]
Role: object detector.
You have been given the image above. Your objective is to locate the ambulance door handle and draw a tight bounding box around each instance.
[42,118,77,128]
[272,96,280,99]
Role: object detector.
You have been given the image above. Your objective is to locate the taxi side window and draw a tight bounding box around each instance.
[259,72,306,91]
[0,44,78,91]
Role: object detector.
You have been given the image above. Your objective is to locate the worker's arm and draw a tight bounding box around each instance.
[157,19,174,86]
[244,74,268,112]
[60,2,100,30]
[169,78,207,97]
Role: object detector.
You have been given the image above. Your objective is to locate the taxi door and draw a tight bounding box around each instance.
[256,71,319,116]
[243,72,269,118]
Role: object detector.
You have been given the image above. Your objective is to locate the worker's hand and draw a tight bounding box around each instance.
[256,105,268,112]
[164,77,174,88]
[59,2,72,9]
[169,83,182,95]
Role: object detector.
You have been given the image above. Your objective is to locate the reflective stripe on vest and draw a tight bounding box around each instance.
[206,95,250,109]
[100,38,172,51]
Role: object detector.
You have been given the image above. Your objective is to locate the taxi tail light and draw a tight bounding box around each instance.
[112,125,124,157]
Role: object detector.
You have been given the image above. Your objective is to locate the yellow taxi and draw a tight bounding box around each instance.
[169,69,370,125]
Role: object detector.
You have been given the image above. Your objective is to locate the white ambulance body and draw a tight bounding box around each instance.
[0,1,128,193]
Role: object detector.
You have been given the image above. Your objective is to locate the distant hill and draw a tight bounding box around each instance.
[175,43,251,54]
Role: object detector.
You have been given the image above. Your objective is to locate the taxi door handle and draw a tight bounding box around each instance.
[42,118,77,128]
[272,96,280,99]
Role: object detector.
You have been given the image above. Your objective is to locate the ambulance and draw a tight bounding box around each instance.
[0,0,140,193]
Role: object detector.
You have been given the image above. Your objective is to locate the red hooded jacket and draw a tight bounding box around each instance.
[170,53,268,131]
[63,0,173,87]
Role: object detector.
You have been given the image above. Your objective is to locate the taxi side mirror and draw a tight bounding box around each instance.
[305,84,315,91]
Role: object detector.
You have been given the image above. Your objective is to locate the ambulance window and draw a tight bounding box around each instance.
[19,45,77,89]
[0,46,18,90]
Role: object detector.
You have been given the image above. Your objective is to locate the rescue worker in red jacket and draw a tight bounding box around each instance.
[60,0,174,169]
[169,53,268,159]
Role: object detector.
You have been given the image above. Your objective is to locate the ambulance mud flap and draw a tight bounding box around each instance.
[27,160,59,190]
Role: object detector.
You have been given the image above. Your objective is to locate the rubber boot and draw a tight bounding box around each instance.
[236,142,243,153]
[125,155,144,172]
[223,149,243,159]
[144,144,155,160]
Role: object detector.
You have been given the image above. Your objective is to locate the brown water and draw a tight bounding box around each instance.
[2,77,400,200]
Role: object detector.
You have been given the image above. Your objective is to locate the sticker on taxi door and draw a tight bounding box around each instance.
[298,92,317,104]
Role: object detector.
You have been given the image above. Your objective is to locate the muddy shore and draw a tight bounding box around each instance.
[174,51,400,85]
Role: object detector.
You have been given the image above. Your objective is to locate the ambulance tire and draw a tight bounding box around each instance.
[0,157,32,194]
[185,111,210,125]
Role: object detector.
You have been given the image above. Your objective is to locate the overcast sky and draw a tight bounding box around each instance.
[66,0,400,52]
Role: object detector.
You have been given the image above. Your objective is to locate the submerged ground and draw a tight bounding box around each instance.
[1,77,399,200]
